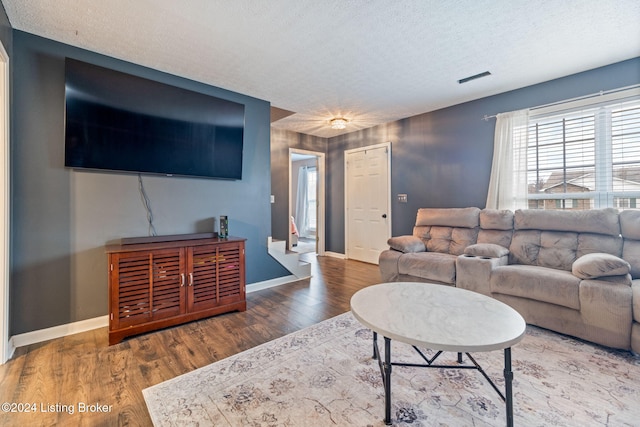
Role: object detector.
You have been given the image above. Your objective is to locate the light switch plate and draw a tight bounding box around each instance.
[398,194,408,203]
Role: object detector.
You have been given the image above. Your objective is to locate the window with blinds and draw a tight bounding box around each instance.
[526,98,640,211]
[307,167,317,231]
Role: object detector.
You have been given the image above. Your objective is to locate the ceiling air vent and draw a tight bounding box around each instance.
[458,71,491,84]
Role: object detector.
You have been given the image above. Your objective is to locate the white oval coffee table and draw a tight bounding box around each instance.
[351,282,526,426]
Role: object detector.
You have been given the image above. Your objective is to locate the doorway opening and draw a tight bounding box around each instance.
[289,149,325,255]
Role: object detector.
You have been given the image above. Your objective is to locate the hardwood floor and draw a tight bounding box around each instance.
[0,254,381,426]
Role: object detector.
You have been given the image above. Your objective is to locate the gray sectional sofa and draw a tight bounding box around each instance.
[379,207,640,353]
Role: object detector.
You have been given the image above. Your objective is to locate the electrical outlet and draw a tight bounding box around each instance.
[398,194,408,203]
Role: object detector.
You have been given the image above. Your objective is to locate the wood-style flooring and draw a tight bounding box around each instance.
[0,254,381,426]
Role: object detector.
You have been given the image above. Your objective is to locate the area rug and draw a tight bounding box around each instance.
[143,312,640,426]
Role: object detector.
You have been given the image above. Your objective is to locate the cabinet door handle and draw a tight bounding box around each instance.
[180,273,185,287]
[189,273,194,286]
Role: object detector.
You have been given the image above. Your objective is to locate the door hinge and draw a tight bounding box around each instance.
[110,313,114,321]
[110,263,114,271]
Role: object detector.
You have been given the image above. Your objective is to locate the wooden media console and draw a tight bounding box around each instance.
[106,233,246,345]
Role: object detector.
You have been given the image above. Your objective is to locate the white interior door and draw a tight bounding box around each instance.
[345,143,391,264]
[0,41,9,363]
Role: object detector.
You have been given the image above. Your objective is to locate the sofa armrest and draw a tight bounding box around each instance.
[464,243,509,258]
[572,253,631,280]
[379,250,403,282]
[387,235,426,253]
[456,253,508,296]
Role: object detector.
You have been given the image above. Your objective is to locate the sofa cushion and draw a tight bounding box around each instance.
[623,240,640,279]
[387,235,425,253]
[572,253,631,279]
[633,280,640,323]
[477,209,514,248]
[425,226,456,253]
[415,207,480,228]
[397,252,457,284]
[538,231,578,270]
[491,265,581,310]
[509,230,578,270]
[620,210,640,280]
[414,225,478,256]
[514,208,620,236]
[509,229,623,271]
[464,243,509,258]
[480,209,514,230]
[412,207,480,256]
[576,233,623,258]
[477,229,513,248]
[620,210,640,240]
[509,230,542,266]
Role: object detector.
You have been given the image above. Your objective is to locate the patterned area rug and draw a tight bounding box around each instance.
[143,312,640,426]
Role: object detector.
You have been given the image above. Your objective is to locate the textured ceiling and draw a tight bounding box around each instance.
[2,0,640,137]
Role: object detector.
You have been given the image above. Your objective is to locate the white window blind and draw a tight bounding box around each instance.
[526,89,640,211]
[611,104,640,209]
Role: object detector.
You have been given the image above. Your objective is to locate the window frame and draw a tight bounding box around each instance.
[525,88,640,210]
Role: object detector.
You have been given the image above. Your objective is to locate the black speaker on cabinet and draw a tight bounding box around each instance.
[219,215,228,238]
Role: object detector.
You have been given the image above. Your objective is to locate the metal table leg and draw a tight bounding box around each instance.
[371,334,515,426]
[504,347,514,427]
[384,337,392,425]
[373,331,378,359]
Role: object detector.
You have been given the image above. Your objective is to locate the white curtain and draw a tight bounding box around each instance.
[486,109,530,210]
[295,166,309,237]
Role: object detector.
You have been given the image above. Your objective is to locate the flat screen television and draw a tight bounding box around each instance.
[64,58,245,179]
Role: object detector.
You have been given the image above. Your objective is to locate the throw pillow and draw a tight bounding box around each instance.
[387,236,426,253]
[572,253,631,279]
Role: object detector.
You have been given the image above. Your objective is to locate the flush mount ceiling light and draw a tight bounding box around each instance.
[330,118,348,129]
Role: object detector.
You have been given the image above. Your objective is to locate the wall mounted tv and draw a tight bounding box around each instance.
[64,58,245,180]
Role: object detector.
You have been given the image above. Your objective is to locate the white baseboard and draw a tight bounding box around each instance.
[246,275,300,293]
[10,315,109,349]
[323,251,346,259]
[7,274,312,353]
[3,338,13,364]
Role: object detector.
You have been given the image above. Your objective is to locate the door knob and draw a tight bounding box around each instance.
[382,214,387,218]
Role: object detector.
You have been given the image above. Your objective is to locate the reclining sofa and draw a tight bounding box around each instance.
[379,207,640,353]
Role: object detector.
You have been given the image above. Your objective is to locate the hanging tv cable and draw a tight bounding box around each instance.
[138,174,158,236]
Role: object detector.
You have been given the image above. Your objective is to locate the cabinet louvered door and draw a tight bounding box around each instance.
[110,251,152,329]
[187,244,219,312]
[110,248,185,330]
[188,241,244,312]
[217,242,244,304]
[150,248,186,321]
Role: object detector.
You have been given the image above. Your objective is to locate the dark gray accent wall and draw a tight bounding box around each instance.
[325,58,640,253]
[10,31,288,335]
[270,128,327,242]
